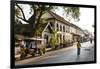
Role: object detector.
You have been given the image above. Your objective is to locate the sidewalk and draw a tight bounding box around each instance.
[15,45,74,60]
[15,48,52,60]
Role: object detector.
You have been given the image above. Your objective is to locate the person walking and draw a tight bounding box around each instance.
[77,40,81,56]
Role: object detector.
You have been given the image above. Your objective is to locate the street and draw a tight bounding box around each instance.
[15,41,95,66]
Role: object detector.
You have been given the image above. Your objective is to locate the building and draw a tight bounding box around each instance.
[15,11,85,48]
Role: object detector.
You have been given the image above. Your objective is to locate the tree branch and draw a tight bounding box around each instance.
[16,15,29,23]
[16,4,26,20]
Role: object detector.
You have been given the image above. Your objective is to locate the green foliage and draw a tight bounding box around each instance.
[15,7,21,17]
[63,7,80,22]
[49,31,58,49]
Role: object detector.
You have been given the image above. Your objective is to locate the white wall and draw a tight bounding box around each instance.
[55,20,72,43]
[70,27,77,34]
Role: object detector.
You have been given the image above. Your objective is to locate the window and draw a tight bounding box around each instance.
[63,26,65,32]
[66,27,68,32]
[63,35,65,43]
[57,34,60,43]
[60,25,62,31]
[66,26,69,33]
[60,34,62,43]
[44,34,49,44]
[57,23,59,31]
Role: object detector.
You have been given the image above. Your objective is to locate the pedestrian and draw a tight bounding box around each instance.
[77,40,81,56]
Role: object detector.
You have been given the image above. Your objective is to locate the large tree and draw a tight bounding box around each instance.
[15,3,56,36]
[15,3,80,36]
[15,4,55,24]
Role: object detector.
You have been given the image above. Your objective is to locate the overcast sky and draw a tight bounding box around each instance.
[17,4,94,34]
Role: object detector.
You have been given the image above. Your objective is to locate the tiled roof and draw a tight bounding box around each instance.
[15,24,32,34]
[48,11,83,31]
[48,11,71,26]
[15,23,48,36]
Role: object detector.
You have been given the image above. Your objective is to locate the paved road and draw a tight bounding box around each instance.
[15,41,95,66]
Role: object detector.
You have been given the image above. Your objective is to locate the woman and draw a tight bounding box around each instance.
[77,40,81,56]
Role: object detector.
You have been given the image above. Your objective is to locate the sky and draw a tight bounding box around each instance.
[17,4,94,34]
